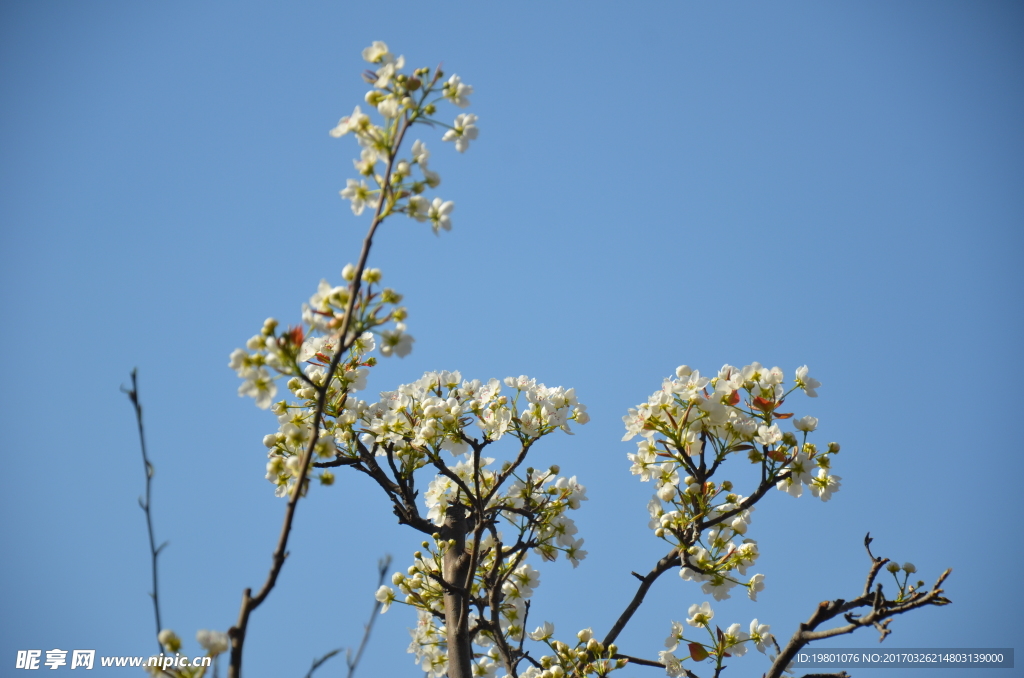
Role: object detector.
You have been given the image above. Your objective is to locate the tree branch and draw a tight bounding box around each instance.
[122,369,164,653]
[765,536,951,678]
[601,548,680,647]
[227,115,413,678]
[344,554,393,678]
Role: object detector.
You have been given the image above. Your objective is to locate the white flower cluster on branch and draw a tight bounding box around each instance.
[329,40,475,232]
[625,363,840,602]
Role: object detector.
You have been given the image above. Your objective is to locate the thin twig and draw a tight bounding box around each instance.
[122,369,165,652]
[346,555,393,678]
[304,649,341,678]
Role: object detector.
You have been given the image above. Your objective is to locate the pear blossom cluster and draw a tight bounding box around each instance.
[229,267,409,494]
[144,629,228,678]
[361,373,593,676]
[344,370,588,483]
[504,626,628,678]
[625,363,842,604]
[330,41,476,233]
[229,265,408,409]
[659,603,776,677]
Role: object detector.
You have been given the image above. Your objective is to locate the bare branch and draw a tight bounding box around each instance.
[122,369,164,653]
[303,649,341,678]
[765,540,952,678]
[601,548,680,647]
[344,555,393,678]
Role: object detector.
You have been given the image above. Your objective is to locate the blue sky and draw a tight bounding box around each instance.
[1,1,1021,676]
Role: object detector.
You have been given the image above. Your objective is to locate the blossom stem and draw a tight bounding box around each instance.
[227,113,413,678]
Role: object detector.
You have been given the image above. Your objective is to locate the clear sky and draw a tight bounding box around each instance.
[1,1,1021,676]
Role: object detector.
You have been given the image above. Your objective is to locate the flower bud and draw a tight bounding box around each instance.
[607,644,618,656]
[586,638,602,654]
[318,471,335,485]
[886,562,900,573]
[903,562,917,574]
[391,572,405,585]
[158,630,181,654]
[828,442,841,454]
[549,464,560,475]
[577,628,593,643]
[342,263,357,281]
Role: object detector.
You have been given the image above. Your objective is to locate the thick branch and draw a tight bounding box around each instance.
[441,505,474,678]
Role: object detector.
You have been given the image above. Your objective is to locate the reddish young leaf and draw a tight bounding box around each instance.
[688,642,709,661]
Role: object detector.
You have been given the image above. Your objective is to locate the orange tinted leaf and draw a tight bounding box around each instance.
[727,390,741,405]
[774,412,794,420]
[688,643,709,661]
[767,449,788,462]
[752,396,775,412]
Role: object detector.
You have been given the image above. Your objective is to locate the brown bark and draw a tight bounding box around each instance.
[441,504,473,678]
